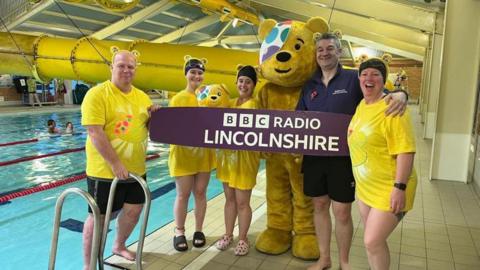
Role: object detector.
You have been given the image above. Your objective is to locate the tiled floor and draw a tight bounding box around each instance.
[5,103,477,270]
[103,105,480,270]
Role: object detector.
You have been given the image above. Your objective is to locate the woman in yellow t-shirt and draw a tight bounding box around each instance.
[347,58,417,270]
[214,65,260,256]
[169,56,216,251]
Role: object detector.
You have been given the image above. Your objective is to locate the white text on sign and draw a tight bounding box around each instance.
[205,112,339,152]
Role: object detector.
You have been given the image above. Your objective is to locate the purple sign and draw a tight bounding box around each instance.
[149,107,352,156]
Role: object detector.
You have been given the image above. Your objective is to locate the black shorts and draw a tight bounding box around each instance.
[87,175,146,214]
[302,155,355,203]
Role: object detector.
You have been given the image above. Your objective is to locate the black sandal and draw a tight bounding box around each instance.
[192,231,206,248]
[173,227,188,252]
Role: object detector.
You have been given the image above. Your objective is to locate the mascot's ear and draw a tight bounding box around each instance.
[184,55,192,62]
[110,46,119,54]
[305,17,329,34]
[258,19,277,40]
[254,65,262,77]
[201,58,208,65]
[236,64,244,71]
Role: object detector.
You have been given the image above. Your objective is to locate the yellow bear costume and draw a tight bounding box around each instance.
[195,84,231,108]
[255,17,329,260]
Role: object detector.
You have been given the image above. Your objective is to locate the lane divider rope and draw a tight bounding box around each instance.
[0,132,87,148]
[0,147,86,167]
[0,138,39,147]
[0,154,160,203]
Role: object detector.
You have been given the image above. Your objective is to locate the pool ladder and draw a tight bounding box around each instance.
[48,188,101,270]
[48,173,152,270]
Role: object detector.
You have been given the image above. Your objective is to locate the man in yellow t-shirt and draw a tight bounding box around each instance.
[81,50,159,270]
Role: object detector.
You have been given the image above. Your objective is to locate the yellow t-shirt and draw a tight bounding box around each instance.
[217,98,261,190]
[81,80,152,179]
[347,99,417,212]
[168,89,216,177]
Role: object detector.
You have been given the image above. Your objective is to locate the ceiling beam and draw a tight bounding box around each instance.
[162,11,194,22]
[7,0,54,29]
[221,35,261,45]
[215,20,233,40]
[198,35,260,47]
[151,14,220,43]
[59,1,124,17]
[42,10,109,26]
[251,0,430,48]
[128,27,162,36]
[90,0,176,40]
[144,19,177,29]
[197,39,219,47]
[306,0,437,33]
[343,34,423,62]
[21,21,93,35]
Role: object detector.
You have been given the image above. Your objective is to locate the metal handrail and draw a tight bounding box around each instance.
[49,188,101,270]
[98,173,151,270]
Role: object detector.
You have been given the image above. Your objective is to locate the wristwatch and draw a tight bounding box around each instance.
[394,182,407,191]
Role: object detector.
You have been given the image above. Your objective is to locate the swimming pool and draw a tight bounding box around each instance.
[0,110,224,270]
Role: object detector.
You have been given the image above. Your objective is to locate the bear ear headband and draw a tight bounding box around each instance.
[357,54,369,63]
[332,29,342,39]
[184,55,208,65]
[313,29,342,43]
[381,53,393,64]
[110,46,141,66]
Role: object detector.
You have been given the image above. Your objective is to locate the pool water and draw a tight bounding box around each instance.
[0,110,225,270]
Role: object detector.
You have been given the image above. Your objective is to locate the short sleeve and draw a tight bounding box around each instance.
[81,87,106,126]
[384,108,416,155]
[169,93,180,107]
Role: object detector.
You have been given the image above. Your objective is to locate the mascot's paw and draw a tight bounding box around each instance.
[255,228,292,255]
[292,234,319,260]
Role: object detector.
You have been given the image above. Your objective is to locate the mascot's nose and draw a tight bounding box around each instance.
[211,96,217,100]
[276,52,291,62]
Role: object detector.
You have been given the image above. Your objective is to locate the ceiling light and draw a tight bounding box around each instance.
[232,18,239,28]
[310,1,327,8]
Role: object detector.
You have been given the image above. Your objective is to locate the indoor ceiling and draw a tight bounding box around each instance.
[0,0,445,62]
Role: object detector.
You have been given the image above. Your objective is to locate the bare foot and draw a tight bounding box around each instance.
[339,262,351,270]
[112,248,136,261]
[307,259,332,270]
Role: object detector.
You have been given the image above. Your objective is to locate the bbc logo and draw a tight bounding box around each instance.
[223,113,269,128]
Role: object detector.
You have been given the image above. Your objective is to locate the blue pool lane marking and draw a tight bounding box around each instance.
[60,182,176,233]
[150,182,175,199]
